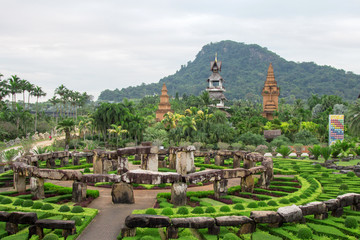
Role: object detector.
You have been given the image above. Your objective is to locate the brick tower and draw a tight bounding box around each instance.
[156,83,173,122]
[261,63,280,120]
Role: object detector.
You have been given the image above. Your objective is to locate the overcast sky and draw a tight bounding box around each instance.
[1,0,359,101]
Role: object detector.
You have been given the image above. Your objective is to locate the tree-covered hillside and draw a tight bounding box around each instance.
[98,40,360,102]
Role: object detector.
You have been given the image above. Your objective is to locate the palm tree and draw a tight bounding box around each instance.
[26,83,35,110]
[180,116,197,140]
[8,75,21,109]
[55,84,67,117]
[49,96,60,122]
[348,99,360,137]
[78,116,93,141]
[56,118,75,148]
[107,124,128,148]
[0,79,10,103]
[32,86,46,132]
[19,79,30,110]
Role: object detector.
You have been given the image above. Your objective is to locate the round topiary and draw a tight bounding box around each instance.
[233,203,245,210]
[22,200,34,207]
[41,204,54,210]
[339,184,349,190]
[297,227,312,239]
[223,233,240,240]
[83,168,90,173]
[344,216,358,229]
[145,208,157,215]
[347,171,356,177]
[43,233,59,240]
[13,199,24,206]
[335,178,343,183]
[289,197,297,203]
[140,236,154,240]
[71,206,84,213]
[177,207,189,215]
[161,208,174,216]
[267,200,278,206]
[279,199,290,204]
[59,205,71,212]
[322,173,329,177]
[70,216,82,226]
[247,202,258,208]
[1,198,12,204]
[191,206,204,214]
[32,202,43,209]
[220,206,231,212]
[205,206,216,213]
[258,201,267,207]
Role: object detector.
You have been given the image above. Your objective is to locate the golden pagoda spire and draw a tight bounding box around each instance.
[215,52,217,63]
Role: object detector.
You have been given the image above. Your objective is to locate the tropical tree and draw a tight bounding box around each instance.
[26,83,35,110]
[56,118,75,148]
[179,116,197,140]
[19,79,29,110]
[347,99,360,137]
[32,86,46,132]
[55,84,68,117]
[49,96,60,121]
[107,124,127,147]
[0,78,9,104]
[78,116,93,141]
[8,75,21,109]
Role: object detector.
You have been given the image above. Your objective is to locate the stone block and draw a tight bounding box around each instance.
[337,193,358,207]
[171,217,215,229]
[241,175,254,193]
[239,222,256,234]
[125,214,170,228]
[250,211,282,224]
[72,181,87,202]
[117,147,137,156]
[204,155,211,164]
[299,202,327,216]
[208,225,220,235]
[324,199,340,211]
[213,179,228,199]
[30,177,45,199]
[112,182,134,204]
[171,182,187,207]
[185,170,223,184]
[214,155,224,166]
[0,211,10,222]
[6,222,18,235]
[233,155,241,168]
[243,159,256,169]
[331,207,343,217]
[35,219,76,230]
[118,157,129,175]
[176,151,195,175]
[166,226,178,239]
[277,205,303,223]
[215,216,253,226]
[222,168,249,179]
[168,153,176,169]
[13,173,26,193]
[8,212,37,224]
[122,169,182,184]
[121,227,136,238]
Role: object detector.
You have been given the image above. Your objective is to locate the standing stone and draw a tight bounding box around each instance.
[61,157,69,167]
[14,173,26,193]
[214,155,224,166]
[176,151,195,175]
[233,155,241,168]
[46,159,56,168]
[72,181,87,202]
[213,179,228,199]
[239,222,256,234]
[6,222,18,235]
[118,157,129,175]
[204,155,211,164]
[103,159,113,173]
[243,159,255,169]
[30,177,45,199]
[171,182,187,207]
[241,175,254,193]
[121,227,136,238]
[166,226,178,239]
[73,156,80,165]
[93,155,103,174]
[0,165,4,174]
[168,153,176,169]
[112,182,134,204]
[147,153,158,171]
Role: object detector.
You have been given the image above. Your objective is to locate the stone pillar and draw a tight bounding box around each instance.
[214,179,228,199]
[331,208,343,217]
[61,157,69,167]
[243,159,255,169]
[73,156,80,165]
[118,157,129,175]
[259,158,274,188]
[204,154,211,164]
[238,222,256,234]
[93,154,103,174]
[147,153,158,171]
[176,151,195,175]
[103,159,113,173]
[214,155,224,166]
[121,227,136,238]
[241,175,254,193]
[86,154,93,164]
[30,177,45,199]
[14,173,26,193]
[166,226,178,239]
[168,153,176,169]
[72,181,87,202]
[6,222,18,235]
[208,225,220,235]
[46,159,56,168]
[233,155,241,168]
[112,182,134,204]
[171,182,187,207]
[0,165,4,174]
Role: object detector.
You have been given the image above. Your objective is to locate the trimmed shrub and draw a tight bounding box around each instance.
[177,207,189,215]
[220,206,231,212]
[161,208,174,216]
[145,208,157,215]
[339,184,349,190]
[335,178,343,184]
[191,207,204,214]
[289,197,297,203]
[279,199,290,204]
[22,200,34,207]
[43,234,59,240]
[71,206,84,213]
[190,197,200,202]
[159,201,173,208]
[1,198,12,204]
[83,168,90,173]
[258,201,267,207]
[41,204,54,210]
[233,203,245,210]
[205,206,216,213]
[13,199,24,206]
[59,205,71,212]
[345,216,358,229]
[32,202,43,209]
[267,200,278,206]
[314,164,321,170]
[347,171,356,177]
[247,202,258,208]
[223,233,240,240]
[322,173,329,177]
[298,227,312,239]
[70,216,82,226]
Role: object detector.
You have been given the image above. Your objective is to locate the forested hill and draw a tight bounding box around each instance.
[98,40,360,102]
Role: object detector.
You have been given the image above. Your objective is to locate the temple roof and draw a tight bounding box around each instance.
[161,83,168,93]
[208,72,223,82]
[264,63,277,86]
[209,91,226,100]
[210,61,222,72]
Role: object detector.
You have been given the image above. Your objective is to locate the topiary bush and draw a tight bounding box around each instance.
[41,204,54,210]
[344,216,358,229]
[322,172,329,177]
[279,199,290,204]
[145,208,157,215]
[347,171,356,177]
[335,178,343,184]
[223,233,240,240]
[59,205,71,212]
[83,168,90,173]
[314,164,321,170]
[247,202,258,208]
[32,202,43,209]
[13,199,24,206]
[220,206,231,212]
[339,184,349,190]
[43,233,59,240]
[289,197,297,203]
[233,203,245,210]
[177,207,189,215]
[161,208,174,216]
[71,206,84,213]
[205,206,216,213]
[1,198,12,204]
[70,216,82,226]
[258,201,267,207]
[191,206,204,214]
[22,200,33,207]
[298,227,312,239]
[267,200,278,206]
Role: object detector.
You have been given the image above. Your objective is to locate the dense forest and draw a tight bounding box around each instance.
[98,40,360,103]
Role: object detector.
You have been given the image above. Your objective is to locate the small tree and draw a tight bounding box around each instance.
[320,146,332,161]
[308,145,322,160]
[56,118,75,149]
[277,145,292,158]
[107,124,127,148]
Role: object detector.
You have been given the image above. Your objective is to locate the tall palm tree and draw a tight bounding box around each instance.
[32,86,46,132]
[348,99,360,137]
[0,78,10,103]
[55,84,67,117]
[26,83,35,110]
[19,79,30,110]
[49,96,60,122]
[78,116,93,141]
[56,118,75,148]
[107,124,127,148]
[8,75,21,109]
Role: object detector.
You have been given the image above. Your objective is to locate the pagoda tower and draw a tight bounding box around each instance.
[156,83,173,122]
[206,54,227,109]
[261,63,280,120]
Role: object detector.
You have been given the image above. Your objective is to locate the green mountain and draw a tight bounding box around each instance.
[98,40,360,102]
